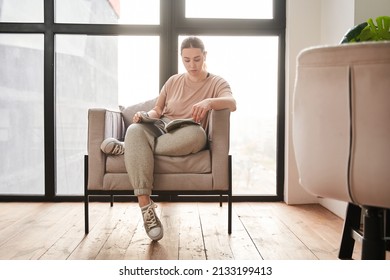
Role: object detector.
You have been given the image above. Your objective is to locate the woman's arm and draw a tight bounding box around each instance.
[192,96,236,123]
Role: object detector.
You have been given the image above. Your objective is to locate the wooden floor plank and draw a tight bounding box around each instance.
[234,202,317,260]
[38,203,86,260]
[198,202,262,260]
[0,203,47,248]
[177,203,206,260]
[67,202,127,260]
[0,202,44,232]
[268,203,363,259]
[198,202,234,260]
[267,203,340,260]
[0,203,80,259]
[95,203,140,260]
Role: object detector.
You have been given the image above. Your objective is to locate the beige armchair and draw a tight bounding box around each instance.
[84,98,232,234]
[292,42,390,259]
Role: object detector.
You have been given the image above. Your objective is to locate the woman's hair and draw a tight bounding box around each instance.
[180,36,205,54]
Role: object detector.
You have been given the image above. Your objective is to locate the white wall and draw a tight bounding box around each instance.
[355,0,390,24]
[321,0,355,45]
[285,0,322,205]
[285,0,390,218]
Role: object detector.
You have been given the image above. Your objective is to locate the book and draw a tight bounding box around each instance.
[139,111,200,133]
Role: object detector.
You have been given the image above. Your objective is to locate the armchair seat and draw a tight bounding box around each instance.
[105,150,211,175]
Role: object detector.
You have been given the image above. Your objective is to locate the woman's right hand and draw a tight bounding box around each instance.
[132,111,144,123]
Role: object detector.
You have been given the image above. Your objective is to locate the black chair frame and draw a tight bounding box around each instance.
[339,202,390,260]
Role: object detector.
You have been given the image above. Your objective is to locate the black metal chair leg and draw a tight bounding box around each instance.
[84,154,90,234]
[361,207,386,260]
[110,195,114,207]
[228,193,232,234]
[228,154,232,235]
[386,209,390,251]
[84,195,89,234]
[338,203,361,259]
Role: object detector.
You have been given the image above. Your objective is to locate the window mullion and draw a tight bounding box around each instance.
[44,0,56,198]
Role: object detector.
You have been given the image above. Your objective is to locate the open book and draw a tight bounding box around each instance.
[140,111,200,133]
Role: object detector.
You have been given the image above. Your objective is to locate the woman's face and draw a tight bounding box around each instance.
[181,48,207,78]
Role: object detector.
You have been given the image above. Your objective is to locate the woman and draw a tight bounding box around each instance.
[101,37,236,241]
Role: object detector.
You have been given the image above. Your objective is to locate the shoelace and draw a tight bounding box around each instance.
[111,144,124,155]
[143,204,159,229]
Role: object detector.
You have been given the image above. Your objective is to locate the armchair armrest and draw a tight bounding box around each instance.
[208,109,231,190]
[87,108,124,190]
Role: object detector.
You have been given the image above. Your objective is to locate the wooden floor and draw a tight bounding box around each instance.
[0,201,387,260]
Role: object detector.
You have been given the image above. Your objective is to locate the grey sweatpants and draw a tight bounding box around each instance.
[124,122,207,196]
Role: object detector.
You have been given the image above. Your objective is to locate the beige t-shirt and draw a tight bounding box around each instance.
[154,73,233,128]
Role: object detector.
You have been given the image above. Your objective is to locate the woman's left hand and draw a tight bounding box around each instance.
[192,99,212,123]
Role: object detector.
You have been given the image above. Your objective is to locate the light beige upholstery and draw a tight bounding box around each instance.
[87,99,231,193]
[85,99,232,234]
[292,42,390,209]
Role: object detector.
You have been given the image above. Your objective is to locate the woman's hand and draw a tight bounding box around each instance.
[192,99,212,123]
[133,109,160,123]
[132,111,144,123]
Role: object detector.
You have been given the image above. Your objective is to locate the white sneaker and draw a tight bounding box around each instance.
[141,201,164,241]
[100,138,124,155]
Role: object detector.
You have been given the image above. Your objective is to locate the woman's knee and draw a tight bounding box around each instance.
[155,125,207,155]
[188,125,207,146]
[125,123,144,144]
[125,123,159,142]
[191,126,207,152]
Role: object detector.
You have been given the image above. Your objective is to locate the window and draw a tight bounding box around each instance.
[185,0,273,19]
[178,35,279,195]
[0,0,285,200]
[0,34,44,194]
[55,0,160,25]
[55,35,159,195]
[0,0,43,22]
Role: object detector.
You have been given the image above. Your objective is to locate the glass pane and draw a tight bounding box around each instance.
[185,0,273,19]
[56,35,159,195]
[55,0,160,25]
[0,34,44,195]
[179,36,278,195]
[0,0,44,22]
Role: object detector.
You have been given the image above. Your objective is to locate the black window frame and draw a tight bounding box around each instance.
[0,0,285,202]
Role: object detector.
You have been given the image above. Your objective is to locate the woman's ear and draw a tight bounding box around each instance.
[203,51,208,60]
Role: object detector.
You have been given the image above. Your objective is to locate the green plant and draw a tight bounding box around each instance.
[341,16,390,43]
